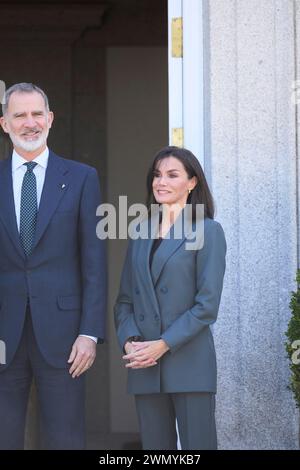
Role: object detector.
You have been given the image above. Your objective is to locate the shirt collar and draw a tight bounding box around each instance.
[12,147,49,172]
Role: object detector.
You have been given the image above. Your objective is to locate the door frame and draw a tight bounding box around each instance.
[168,0,205,165]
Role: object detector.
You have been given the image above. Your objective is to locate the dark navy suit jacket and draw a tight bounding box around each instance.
[0,150,106,370]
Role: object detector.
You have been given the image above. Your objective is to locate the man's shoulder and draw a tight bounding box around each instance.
[50,150,98,176]
[0,157,11,170]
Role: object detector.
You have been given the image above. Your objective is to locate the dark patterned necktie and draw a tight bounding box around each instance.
[20,162,38,257]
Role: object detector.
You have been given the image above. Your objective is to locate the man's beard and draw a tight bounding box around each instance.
[9,128,49,152]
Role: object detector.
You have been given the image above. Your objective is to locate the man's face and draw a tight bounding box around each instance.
[0,91,54,153]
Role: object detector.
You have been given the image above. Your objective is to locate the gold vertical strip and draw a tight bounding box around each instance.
[172,128,184,147]
[171,17,183,58]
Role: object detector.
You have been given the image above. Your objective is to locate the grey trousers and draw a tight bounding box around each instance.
[135,392,217,450]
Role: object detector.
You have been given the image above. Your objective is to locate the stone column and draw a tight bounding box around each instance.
[207,0,299,449]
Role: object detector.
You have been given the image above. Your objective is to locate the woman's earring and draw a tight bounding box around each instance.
[188,189,192,195]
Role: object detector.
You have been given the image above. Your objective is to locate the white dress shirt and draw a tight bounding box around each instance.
[12,147,48,231]
[12,147,97,344]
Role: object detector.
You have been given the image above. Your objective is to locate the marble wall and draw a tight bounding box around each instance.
[207,0,299,449]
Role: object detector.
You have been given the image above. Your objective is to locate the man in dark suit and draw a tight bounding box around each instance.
[0,83,106,449]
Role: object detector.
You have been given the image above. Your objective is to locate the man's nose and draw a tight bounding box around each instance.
[24,115,37,127]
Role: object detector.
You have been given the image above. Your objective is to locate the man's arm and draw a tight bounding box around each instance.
[68,167,107,378]
[78,167,107,338]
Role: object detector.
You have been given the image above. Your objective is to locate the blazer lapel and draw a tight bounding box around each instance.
[0,158,26,260]
[32,151,69,251]
[151,230,186,287]
[135,236,162,316]
[133,213,161,315]
[134,207,197,301]
[134,212,158,285]
[151,207,196,286]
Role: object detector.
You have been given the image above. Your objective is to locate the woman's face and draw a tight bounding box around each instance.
[152,156,197,207]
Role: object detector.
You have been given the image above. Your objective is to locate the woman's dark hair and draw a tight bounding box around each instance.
[146,146,214,219]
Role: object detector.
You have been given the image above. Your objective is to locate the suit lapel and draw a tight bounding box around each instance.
[151,230,186,287]
[32,151,69,251]
[151,207,195,286]
[136,208,189,287]
[134,207,197,305]
[0,158,25,260]
[133,213,161,315]
[136,236,161,316]
[135,212,157,285]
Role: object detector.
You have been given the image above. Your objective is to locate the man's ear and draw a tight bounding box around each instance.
[0,116,9,134]
[47,111,54,129]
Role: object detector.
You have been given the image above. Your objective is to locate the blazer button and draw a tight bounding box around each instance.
[154,314,160,322]
[160,286,168,294]
[135,288,140,295]
[139,314,144,321]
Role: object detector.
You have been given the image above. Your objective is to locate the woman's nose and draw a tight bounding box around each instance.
[157,176,167,185]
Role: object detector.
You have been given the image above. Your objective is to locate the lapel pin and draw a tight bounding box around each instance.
[61,184,66,189]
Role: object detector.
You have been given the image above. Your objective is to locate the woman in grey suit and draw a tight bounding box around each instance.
[114,146,226,450]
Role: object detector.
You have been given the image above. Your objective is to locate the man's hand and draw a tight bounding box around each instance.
[68,336,96,378]
[123,339,169,369]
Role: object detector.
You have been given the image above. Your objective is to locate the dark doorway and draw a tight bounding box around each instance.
[0,0,168,449]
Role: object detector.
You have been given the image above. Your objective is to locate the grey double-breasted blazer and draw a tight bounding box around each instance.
[114,214,226,395]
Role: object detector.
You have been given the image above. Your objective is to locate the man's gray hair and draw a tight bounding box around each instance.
[2,83,50,115]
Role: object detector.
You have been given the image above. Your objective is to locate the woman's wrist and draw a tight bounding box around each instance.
[159,339,170,352]
[123,336,143,353]
[127,335,143,343]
